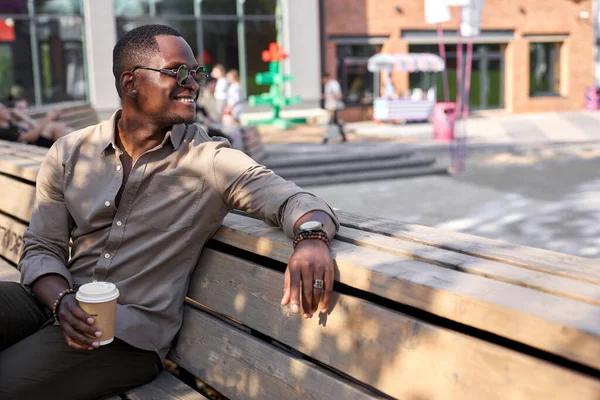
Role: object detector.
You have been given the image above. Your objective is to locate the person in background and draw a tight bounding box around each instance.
[8,96,71,147]
[196,76,219,123]
[322,73,347,144]
[0,102,66,147]
[210,64,228,122]
[223,69,244,126]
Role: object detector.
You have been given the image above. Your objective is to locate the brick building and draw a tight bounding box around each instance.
[321,0,596,120]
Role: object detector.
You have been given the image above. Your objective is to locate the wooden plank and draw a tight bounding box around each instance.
[0,155,41,182]
[214,213,600,371]
[337,226,600,306]
[0,213,27,265]
[0,174,36,223]
[171,305,381,400]
[187,249,600,399]
[337,210,600,285]
[124,370,208,400]
[0,258,20,282]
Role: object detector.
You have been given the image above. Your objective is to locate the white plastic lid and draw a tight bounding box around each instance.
[76,281,120,303]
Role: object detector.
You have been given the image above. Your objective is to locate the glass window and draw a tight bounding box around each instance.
[3,19,35,103]
[34,0,83,15]
[245,0,276,15]
[155,0,194,16]
[202,0,237,15]
[35,17,85,103]
[530,42,561,96]
[0,0,28,14]
[0,43,15,100]
[202,20,238,73]
[336,44,379,105]
[114,0,149,17]
[245,20,275,96]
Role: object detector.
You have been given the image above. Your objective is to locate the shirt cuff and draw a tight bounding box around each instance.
[19,254,73,288]
[281,193,340,238]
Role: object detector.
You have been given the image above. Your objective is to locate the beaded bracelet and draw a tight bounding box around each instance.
[293,230,331,250]
[52,288,78,323]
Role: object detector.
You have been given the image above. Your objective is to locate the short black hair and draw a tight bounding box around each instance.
[112,24,182,95]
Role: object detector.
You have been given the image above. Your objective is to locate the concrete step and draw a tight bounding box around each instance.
[264,147,415,169]
[291,164,449,187]
[273,155,436,179]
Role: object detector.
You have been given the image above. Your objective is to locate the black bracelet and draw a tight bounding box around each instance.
[52,288,78,323]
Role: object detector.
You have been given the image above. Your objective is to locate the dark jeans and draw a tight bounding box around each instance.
[324,109,347,142]
[0,282,162,400]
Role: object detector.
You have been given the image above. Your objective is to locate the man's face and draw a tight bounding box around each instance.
[134,35,199,127]
[0,104,10,122]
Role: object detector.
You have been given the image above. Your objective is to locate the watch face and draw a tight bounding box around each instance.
[300,221,323,231]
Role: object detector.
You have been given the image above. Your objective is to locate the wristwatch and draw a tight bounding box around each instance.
[297,221,327,235]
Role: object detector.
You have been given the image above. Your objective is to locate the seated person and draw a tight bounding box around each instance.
[0,100,69,147]
[0,102,68,147]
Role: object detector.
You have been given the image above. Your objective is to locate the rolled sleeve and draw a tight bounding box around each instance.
[212,143,339,238]
[19,144,73,288]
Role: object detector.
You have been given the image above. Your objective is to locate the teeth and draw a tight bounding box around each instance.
[176,98,194,103]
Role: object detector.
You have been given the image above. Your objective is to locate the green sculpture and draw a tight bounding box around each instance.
[246,43,306,130]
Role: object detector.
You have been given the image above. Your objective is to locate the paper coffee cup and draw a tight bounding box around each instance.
[76,282,120,345]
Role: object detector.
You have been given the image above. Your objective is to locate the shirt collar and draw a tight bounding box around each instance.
[100,110,187,155]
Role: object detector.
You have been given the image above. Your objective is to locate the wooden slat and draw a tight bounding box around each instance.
[337,226,600,306]
[337,210,600,284]
[124,370,208,400]
[0,258,20,282]
[0,154,41,182]
[171,305,380,400]
[187,249,600,399]
[0,174,36,222]
[214,213,600,371]
[0,213,27,264]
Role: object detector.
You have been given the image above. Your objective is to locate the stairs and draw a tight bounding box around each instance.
[263,144,448,187]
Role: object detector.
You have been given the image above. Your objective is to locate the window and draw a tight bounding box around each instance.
[202,0,237,15]
[245,20,276,96]
[530,42,561,97]
[34,0,83,15]
[336,44,379,106]
[245,0,276,15]
[0,0,28,14]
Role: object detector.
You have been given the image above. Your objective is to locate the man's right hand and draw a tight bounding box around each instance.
[31,274,102,351]
[57,294,102,350]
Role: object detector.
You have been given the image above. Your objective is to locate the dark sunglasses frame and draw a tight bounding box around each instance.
[130,64,209,86]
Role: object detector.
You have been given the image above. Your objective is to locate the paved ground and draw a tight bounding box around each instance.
[258,109,600,146]
[306,151,600,259]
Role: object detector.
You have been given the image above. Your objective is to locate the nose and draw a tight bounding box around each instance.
[181,74,199,91]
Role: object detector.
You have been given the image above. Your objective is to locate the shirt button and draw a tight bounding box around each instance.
[117,166,122,171]
[104,253,110,259]
[116,221,122,227]
[104,201,111,207]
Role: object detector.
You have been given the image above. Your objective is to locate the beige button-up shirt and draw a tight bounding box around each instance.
[19,111,339,360]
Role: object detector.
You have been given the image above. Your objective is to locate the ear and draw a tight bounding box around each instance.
[120,71,138,98]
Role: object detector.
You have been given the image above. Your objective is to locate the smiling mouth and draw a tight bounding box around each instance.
[174,97,196,104]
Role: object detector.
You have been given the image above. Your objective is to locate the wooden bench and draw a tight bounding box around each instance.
[2,138,600,399]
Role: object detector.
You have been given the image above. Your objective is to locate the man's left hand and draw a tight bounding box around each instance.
[281,239,333,318]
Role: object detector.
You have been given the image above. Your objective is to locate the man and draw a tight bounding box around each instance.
[322,73,347,144]
[0,102,66,147]
[0,25,338,399]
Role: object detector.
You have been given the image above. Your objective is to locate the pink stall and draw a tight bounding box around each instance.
[367,53,446,123]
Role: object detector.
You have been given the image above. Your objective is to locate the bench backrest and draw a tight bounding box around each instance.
[2,138,600,399]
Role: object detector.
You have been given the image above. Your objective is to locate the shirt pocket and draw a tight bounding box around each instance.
[142,174,203,231]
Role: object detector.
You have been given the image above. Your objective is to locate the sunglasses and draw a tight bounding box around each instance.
[130,64,209,86]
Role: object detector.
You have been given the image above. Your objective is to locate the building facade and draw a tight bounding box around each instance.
[0,0,595,121]
[0,0,321,117]
[323,0,596,120]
